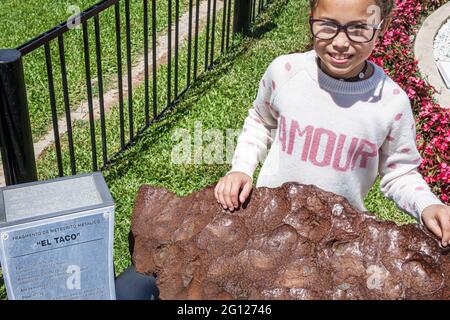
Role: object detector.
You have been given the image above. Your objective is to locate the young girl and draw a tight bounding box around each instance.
[214,0,450,247]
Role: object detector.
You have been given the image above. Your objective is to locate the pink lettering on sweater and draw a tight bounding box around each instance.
[285,119,313,161]
[351,139,378,170]
[309,128,336,167]
[280,116,378,172]
[333,135,359,172]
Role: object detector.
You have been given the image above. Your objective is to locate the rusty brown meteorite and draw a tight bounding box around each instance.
[130,182,450,300]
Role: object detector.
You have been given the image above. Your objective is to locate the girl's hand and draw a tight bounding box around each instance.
[214,172,253,212]
[421,204,450,247]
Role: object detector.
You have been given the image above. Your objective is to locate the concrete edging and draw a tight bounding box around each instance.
[414,1,450,108]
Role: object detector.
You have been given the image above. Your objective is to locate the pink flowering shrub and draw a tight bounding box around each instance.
[370,0,450,204]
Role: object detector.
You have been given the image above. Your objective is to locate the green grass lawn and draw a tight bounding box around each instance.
[0,0,104,48]
[0,0,414,300]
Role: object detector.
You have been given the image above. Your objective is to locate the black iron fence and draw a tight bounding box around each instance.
[0,0,272,186]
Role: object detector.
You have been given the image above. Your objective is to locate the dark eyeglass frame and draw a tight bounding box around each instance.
[309,17,384,43]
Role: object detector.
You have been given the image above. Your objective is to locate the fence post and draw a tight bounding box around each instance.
[0,49,37,185]
[233,0,252,36]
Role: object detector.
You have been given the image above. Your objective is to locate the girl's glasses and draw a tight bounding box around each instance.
[309,18,384,43]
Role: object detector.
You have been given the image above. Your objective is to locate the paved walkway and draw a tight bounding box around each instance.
[414,1,450,108]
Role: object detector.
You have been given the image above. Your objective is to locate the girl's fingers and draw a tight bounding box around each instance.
[214,180,220,202]
[239,180,252,204]
[229,182,241,209]
[223,180,234,210]
[214,180,221,202]
[217,181,227,209]
[438,214,450,246]
[425,217,443,241]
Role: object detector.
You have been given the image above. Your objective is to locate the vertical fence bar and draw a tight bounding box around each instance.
[252,0,257,22]
[0,49,37,185]
[226,0,232,49]
[58,35,76,175]
[115,2,125,149]
[125,0,134,140]
[94,15,108,168]
[151,0,158,119]
[220,0,228,55]
[209,0,217,67]
[204,0,211,71]
[82,21,98,172]
[233,0,251,36]
[44,43,64,178]
[186,0,193,88]
[174,0,180,99]
[167,0,172,109]
[143,0,150,127]
[193,0,200,80]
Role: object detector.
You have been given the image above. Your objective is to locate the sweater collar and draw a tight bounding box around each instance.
[305,50,385,95]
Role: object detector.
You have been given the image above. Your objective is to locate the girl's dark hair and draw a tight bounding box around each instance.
[309,0,396,33]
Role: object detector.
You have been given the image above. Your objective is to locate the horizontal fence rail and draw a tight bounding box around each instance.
[0,0,273,186]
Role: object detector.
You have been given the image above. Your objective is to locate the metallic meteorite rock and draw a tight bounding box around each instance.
[130,182,450,300]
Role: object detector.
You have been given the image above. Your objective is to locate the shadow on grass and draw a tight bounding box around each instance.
[246,0,290,39]
[247,21,278,39]
[103,0,311,187]
[254,0,314,54]
[103,43,246,182]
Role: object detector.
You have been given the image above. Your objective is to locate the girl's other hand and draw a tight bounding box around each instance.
[422,204,450,247]
[214,172,253,212]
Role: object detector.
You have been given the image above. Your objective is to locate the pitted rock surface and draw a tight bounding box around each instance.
[130,182,450,300]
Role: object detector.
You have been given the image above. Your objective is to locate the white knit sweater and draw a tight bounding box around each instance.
[229,50,443,222]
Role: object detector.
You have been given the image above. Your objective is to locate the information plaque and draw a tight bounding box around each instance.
[0,172,115,300]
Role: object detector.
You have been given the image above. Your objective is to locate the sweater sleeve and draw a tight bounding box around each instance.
[227,59,280,179]
[378,93,443,224]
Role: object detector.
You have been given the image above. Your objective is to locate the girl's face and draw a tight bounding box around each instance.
[311,0,382,79]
